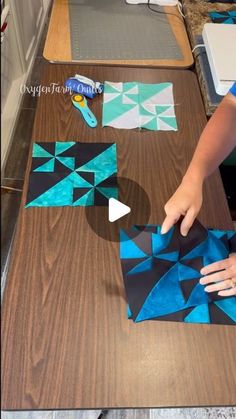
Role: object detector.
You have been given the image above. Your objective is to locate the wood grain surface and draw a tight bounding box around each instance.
[43,0,193,68]
[1,65,235,410]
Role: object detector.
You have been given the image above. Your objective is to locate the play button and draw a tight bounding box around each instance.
[109,198,131,222]
[85,176,151,242]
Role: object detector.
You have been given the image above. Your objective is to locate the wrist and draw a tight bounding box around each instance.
[182,170,204,188]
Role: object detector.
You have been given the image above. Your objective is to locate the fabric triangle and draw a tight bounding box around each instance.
[141,84,174,106]
[122,94,137,105]
[124,85,139,95]
[120,230,148,259]
[214,297,236,322]
[77,171,94,186]
[127,257,153,275]
[96,174,117,188]
[78,144,117,176]
[209,302,235,325]
[152,228,175,255]
[32,143,54,158]
[187,282,209,307]
[75,143,115,168]
[179,220,208,258]
[158,116,177,131]
[103,105,139,129]
[219,234,229,251]
[139,114,156,127]
[136,263,185,321]
[184,304,210,324]
[104,92,121,104]
[55,142,75,156]
[73,172,93,188]
[178,262,202,281]
[155,251,179,262]
[54,159,73,173]
[26,172,70,206]
[26,174,73,207]
[73,188,94,206]
[96,187,118,200]
[180,257,203,272]
[156,105,175,117]
[104,81,123,93]
[58,143,77,157]
[180,278,199,302]
[124,230,152,256]
[34,158,55,172]
[121,257,149,275]
[56,157,75,171]
[141,103,156,115]
[141,117,158,131]
[152,307,193,322]
[37,142,55,156]
[125,268,168,321]
[73,187,92,202]
[94,170,117,187]
[93,189,109,206]
[32,157,53,171]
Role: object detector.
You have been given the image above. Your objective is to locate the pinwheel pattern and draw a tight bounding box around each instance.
[120,221,236,325]
[26,142,118,207]
[102,81,178,131]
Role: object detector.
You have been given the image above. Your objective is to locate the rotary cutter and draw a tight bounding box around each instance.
[71,94,97,128]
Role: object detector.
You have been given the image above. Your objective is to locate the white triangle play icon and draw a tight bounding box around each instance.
[108,198,131,222]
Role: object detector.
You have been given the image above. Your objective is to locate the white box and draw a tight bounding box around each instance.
[202,23,236,95]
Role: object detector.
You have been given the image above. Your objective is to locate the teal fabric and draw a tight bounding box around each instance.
[26,142,118,207]
[102,81,178,131]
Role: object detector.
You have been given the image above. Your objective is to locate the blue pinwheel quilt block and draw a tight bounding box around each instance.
[209,11,236,24]
[120,220,236,325]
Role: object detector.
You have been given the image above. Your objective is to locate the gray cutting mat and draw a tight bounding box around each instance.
[68,0,183,61]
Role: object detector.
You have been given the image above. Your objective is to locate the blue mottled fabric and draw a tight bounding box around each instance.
[120,220,236,325]
[229,82,236,97]
[209,11,236,24]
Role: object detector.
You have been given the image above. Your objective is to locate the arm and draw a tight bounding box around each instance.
[161,90,236,236]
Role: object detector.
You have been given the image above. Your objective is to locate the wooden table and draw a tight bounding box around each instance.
[43,0,193,68]
[2,65,235,410]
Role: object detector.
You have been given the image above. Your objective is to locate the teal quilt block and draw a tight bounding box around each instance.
[102,81,177,131]
[26,142,118,207]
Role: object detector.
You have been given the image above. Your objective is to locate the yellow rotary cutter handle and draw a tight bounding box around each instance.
[71,94,97,128]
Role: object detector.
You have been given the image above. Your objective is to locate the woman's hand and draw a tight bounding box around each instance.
[161,176,203,236]
[200,253,236,297]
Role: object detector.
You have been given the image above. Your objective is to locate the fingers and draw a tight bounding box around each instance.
[218,287,236,297]
[200,269,231,285]
[204,279,233,293]
[161,213,179,234]
[180,209,196,237]
[161,208,196,236]
[200,258,230,276]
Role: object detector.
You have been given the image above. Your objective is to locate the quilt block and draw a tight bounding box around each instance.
[209,11,236,23]
[102,81,178,131]
[120,220,236,325]
[26,142,118,207]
